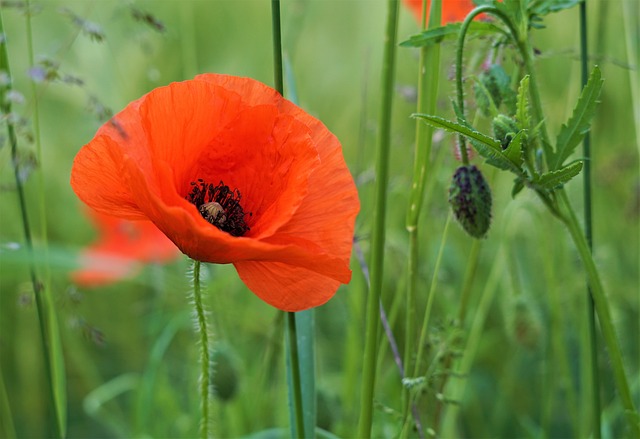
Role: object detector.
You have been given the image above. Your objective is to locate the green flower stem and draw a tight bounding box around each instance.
[271,0,284,95]
[404,0,442,426]
[457,239,481,324]
[357,0,399,436]
[0,12,64,438]
[578,1,601,436]
[286,312,306,438]
[412,213,451,382]
[270,3,311,437]
[191,260,210,439]
[557,191,640,436]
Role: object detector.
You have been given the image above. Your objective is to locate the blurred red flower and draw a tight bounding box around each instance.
[71,74,359,311]
[71,210,179,287]
[404,0,476,25]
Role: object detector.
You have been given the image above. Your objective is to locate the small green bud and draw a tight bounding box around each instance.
[474,64,513,116]
[449,165,492,238]
[492,114,519,149]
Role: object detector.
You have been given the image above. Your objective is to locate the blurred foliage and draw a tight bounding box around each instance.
[0,0,638,437]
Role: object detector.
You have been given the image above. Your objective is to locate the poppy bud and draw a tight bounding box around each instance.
[474,64,511,116]
[448,165,492,238]
[492,114,519,149]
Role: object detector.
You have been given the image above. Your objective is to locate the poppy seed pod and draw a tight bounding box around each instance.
[448,165,492,238]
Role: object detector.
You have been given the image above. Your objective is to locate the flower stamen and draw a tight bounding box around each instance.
[187,179,251,236]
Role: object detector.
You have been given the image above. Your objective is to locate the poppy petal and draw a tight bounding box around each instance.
[71,210,179,287]
[120,155,352,281]
[234,260,343,311]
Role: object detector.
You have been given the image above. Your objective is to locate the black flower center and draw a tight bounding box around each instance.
[186,179,252,237]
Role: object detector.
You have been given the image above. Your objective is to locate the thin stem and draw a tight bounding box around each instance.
[578,1,601,436]
[357,0,399,436]
[271,0,284,95]
[287,312,306,438]
[558,191,640,437]
[412,213,451,381]
[457,239,481,324]
[271,3,310,436]
[191,260,210,439]
[454,6,503,165]
[404,0,441,425]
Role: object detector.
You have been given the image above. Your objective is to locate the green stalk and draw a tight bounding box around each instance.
[411,214,451,382]
[286,312,306,438]
[440,243,507,436]
[0,11,64,438]
[578,1,601,436]
[404,0,442,427]
[270,2,310,436]
[357,0,399,436]
[271,0,284,95]
[457,239,481,324]
[557,192,640,437]
[282,58,317,439]
[621,0,639,154]
[191,260,211,439]
[0,366,16,439]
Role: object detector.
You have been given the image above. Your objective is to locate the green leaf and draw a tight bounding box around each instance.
[515,75,531,130]
[412,114,502,151]
[479,139,522,173]
[529,0,581,16]
[534,161,584,190]
[552,66,603,170]
[412,114,523,173]
[511,177,525,198]
[399,22,506,48]
[503,129,526,167]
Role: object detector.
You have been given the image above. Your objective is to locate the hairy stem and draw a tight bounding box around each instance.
[191,261,211,439]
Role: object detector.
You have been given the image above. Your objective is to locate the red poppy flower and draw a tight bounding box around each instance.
[71,209,179,287]
[71,74,359,311]
[404,0,476,25]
